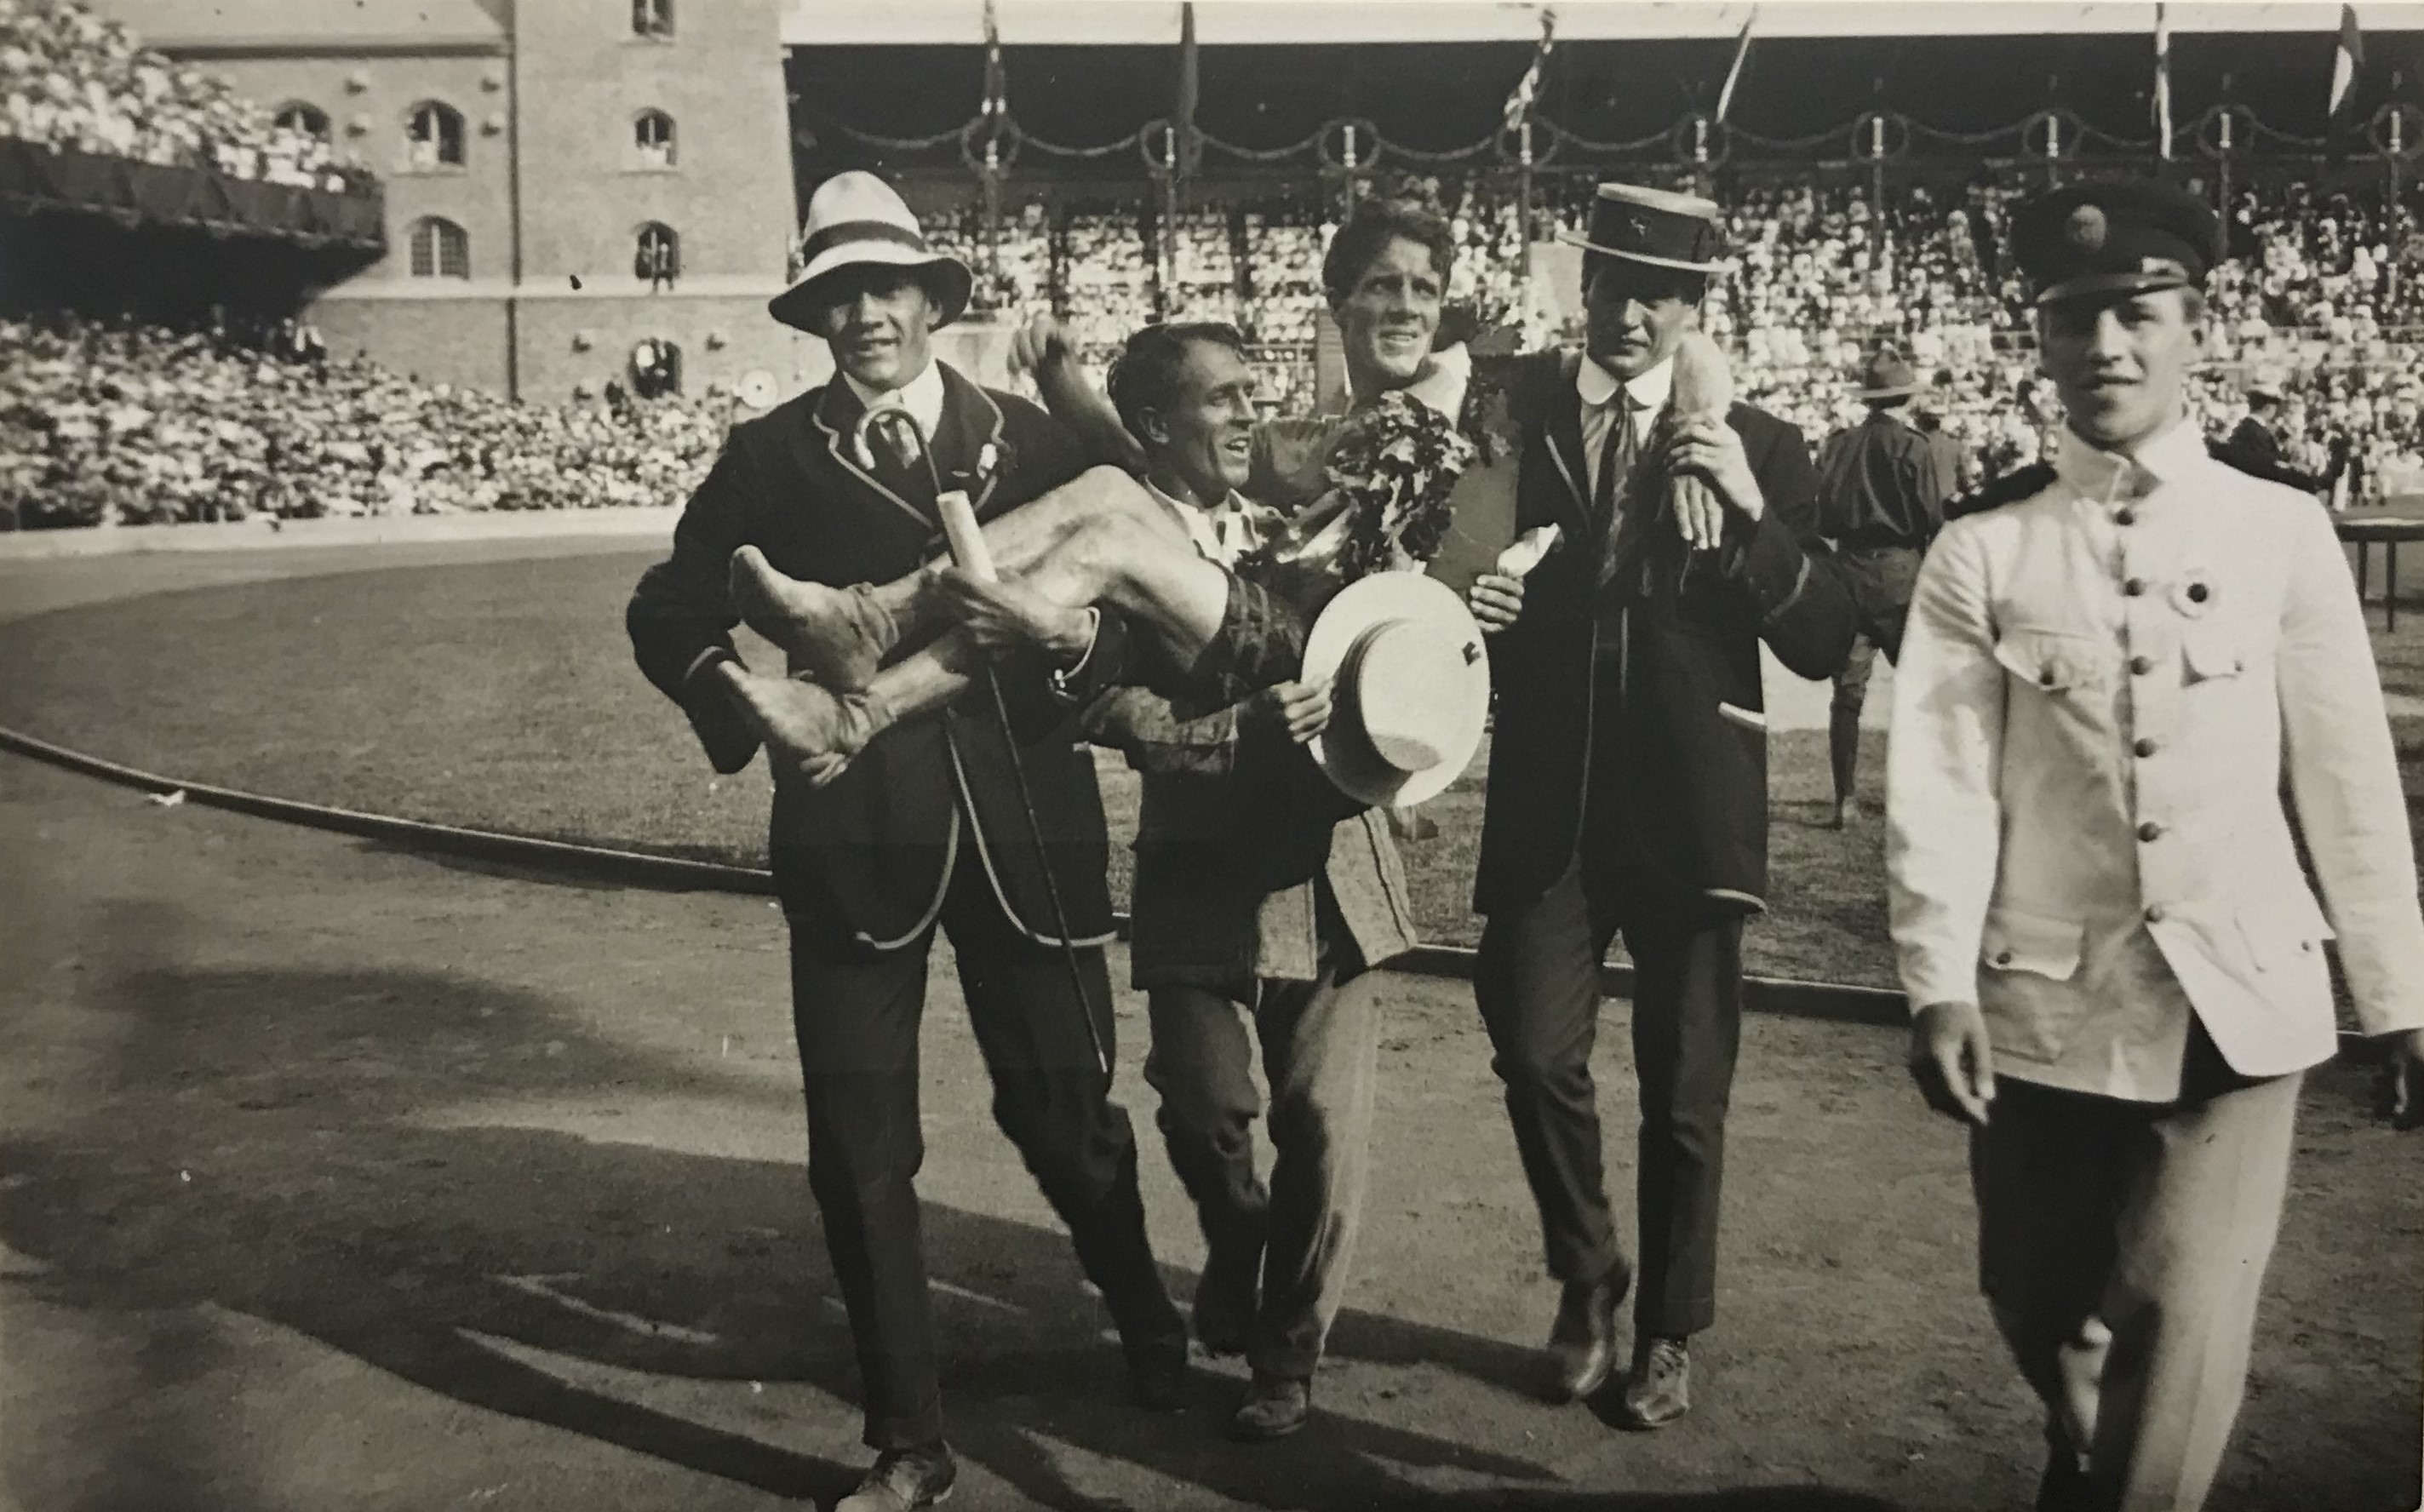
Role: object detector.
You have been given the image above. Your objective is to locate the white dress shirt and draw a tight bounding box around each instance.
[1575,355,1673,501]
[1886,415,2424,1101]
[1145,479,1259,570]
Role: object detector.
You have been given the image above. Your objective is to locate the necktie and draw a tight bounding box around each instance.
[1595,396,1643,587]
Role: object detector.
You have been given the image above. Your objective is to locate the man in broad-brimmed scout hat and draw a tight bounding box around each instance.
[1814,346,1959,829]
[1469,180,1855,1429]
[1887,175,2424,1512]
[628,169,1188,1512]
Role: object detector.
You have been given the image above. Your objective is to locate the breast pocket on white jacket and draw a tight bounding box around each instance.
[1992,626,2107,700]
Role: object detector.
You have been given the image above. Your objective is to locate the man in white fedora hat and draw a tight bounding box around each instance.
[1466,180,1854,1429]
[627,169,1187,1512]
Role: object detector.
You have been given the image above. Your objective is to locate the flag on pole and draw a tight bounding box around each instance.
[2153,3,2173,158]
[981,0,1006,122]
[2330,3,2364,118]
[1715,8,1757,124]
[1176,1,1201,176]
[1502,8,1557,135]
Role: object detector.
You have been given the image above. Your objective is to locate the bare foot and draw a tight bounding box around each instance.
[723,666,890,787]
[730,545,899,691]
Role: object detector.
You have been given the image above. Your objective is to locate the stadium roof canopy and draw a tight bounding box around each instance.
[788,3,2424,167]
[782,0,2424,46]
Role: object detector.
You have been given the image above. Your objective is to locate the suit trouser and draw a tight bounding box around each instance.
[1972,1061,2301,1512]
[786,843,1181,1452]
[1142,930,1379,1382]
[1475,851,1744,1337]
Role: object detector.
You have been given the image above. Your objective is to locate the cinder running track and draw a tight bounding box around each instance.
[0,540,2414,1512]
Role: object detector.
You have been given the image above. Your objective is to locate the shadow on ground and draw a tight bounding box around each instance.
[0,903,1919,1510]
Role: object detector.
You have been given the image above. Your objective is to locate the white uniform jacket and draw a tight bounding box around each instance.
[1887,420,2424,1102]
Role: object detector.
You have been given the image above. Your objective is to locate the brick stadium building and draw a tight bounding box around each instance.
[90,0,812,404]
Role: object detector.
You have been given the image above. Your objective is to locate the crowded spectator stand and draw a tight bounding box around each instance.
[792,20,2424,504]
[0,0,380,246]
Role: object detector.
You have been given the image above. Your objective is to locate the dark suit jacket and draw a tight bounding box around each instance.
[1474,348,1856,918]
[2215,416,2323,493]
[627,363,1129,950]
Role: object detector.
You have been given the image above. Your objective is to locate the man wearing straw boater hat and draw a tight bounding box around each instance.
[1888,176,2424,1512]
[627,169,1186,1512]
[1813,346,1958,828]
[1466,180,1854,1429]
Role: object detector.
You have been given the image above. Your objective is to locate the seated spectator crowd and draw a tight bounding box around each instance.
[0,313,729,528]
[0,0,352,190]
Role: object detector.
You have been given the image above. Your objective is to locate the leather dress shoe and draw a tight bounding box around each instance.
[1617,1336,1692,1429]
[835,1443,957,1512]
[1229,1371,1312,1441]
[1546,1263,1630,1402]
[1122,1326,1190,1412]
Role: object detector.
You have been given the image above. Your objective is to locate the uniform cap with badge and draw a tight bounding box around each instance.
[2009,179,2222,307]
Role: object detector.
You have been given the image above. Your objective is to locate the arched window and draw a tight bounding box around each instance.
[408,217,470,278]
[405,101,464,170]
[273,101,330,140]
[633,0,673,38]
[635,222,679,287]
[631,338,682,398]
[633,109,675,169]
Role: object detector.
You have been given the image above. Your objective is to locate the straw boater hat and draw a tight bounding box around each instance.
[1556,181,1736,275]
[1299,572,1493,808]
[1856,349,1927,402]
[769,170,973,333]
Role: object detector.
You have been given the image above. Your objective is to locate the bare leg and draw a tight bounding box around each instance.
[731,467,1206,688]
[730,509,1241,782]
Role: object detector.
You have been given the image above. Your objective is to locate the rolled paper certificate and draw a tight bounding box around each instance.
[1669,329,1734,551]
[935,490,996,581]
[1493,523,1563,580]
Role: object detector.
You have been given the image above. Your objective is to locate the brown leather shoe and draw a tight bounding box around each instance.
[1546,1262,1630,1403]
[1229,1371,1311,1441]
[1617,1336,1691,1429]
[835,1443,957,1511]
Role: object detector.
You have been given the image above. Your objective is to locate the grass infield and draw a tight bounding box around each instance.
[1,548,2417,993]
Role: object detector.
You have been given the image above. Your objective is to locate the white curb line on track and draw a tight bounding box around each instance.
[0,506,679,560]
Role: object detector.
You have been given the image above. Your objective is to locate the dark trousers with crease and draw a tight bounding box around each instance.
[1475,850,1744,1339]
[786,841,1180,1452]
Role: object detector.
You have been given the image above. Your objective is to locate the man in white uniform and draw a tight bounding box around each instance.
[1887,178,2424,1512]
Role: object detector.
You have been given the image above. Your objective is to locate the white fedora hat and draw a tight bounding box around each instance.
[770,170,972,334]
[1300,571,1492,809]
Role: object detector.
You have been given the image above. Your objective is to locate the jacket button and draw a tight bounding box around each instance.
[1994,949,2014,965]
[2187,581,2209,603]
[2145,904,2166,924]
[2130,655,2155,675]
[2137,821,2163,842]
[2124,577,2146,596]
[2135,737,2158,757]
[2114,507,2138,526]
[2038,667,2057,686]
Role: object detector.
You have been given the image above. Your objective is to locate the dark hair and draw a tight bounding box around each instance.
[1105,321,1249,441]
[1321,198,1455,312]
